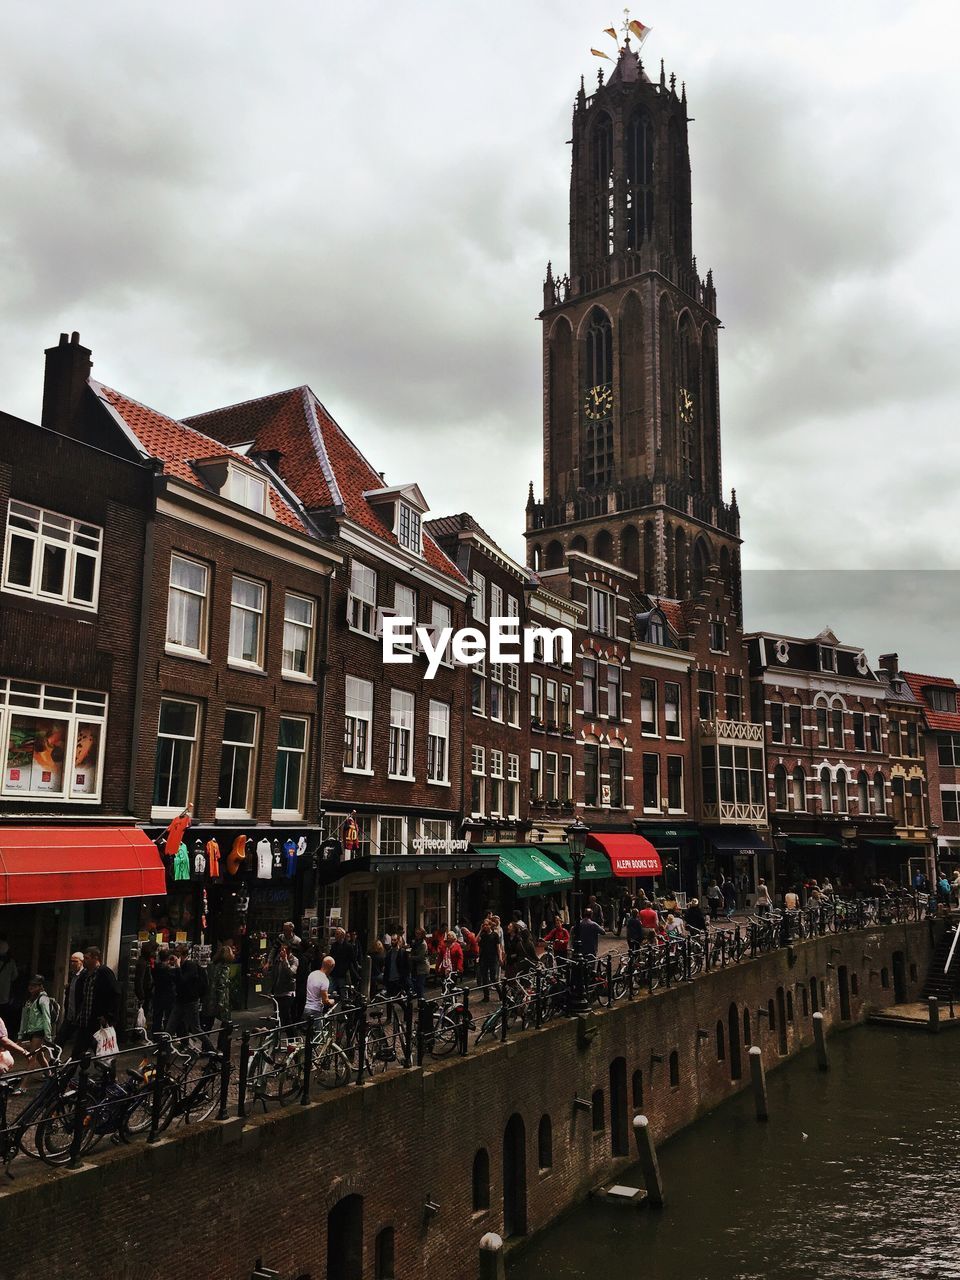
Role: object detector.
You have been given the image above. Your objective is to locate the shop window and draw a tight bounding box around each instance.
[1,680,107,804]
[2,499,102,611]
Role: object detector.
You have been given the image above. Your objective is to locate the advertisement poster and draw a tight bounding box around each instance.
[5,716,67,793]
[72,721,101,795]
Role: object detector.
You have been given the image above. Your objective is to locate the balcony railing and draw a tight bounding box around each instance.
[701,800,767,824]
[698,720,764,744]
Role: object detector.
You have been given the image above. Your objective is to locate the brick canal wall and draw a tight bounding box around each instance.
[0,921,935,1280]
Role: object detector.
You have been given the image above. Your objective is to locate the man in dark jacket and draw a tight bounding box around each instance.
[383,935,410,997]
[577,908,604,960]
[329,928,359,997]
[73,947,121,1057]
[167,945,214,1049]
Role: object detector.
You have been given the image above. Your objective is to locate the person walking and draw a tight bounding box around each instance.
[755,879,773,916]
[73,948,120,1059]
[706,880,723,921]
[476,921,503,1000]
[625,908,646,952]
[577,908,604,960]
[56,951,85,1049]
[617,890,634,938]
[721,876,738,921]
[383,934,410,997]
[203,942,234,1033]
[151,948,177,1035]
[18,975,55,1049]
[167,945,215,1049]
[409,928,431,999]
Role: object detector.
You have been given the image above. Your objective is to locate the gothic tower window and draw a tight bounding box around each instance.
[620,292,644,464]
[626,110,655,250]
[622,524,640,577]
[582,308,614,489]
[643,521,656,594]
[548,317,574,490]
[677,314,700,487]
[658,294,674,473]
[592,113,614,261]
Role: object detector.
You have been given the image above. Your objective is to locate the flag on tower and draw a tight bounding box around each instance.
[629,18,652,45]
[591,48,613,60]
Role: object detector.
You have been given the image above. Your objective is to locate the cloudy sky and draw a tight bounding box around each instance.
[2,2,958,668]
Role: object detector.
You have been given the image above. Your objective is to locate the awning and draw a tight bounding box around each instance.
[586,833,662,878]
[0,827,167,906]
[704,826,772,852]
[320,851,499,883]
[540,845,612,881]
[786,836,842,850]
[633,823,700,842]
[496,847,572,895]
[862,838,912,849]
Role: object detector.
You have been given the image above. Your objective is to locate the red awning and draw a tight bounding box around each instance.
[586,833,663,878]
[0,827,167,906]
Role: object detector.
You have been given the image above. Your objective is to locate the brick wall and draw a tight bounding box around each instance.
[0,921,935,1280]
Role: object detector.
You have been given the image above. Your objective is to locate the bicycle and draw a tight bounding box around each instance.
[0,1046,80,1173]
[309,1012,352,1089]
[246,998,307,1106]
[120,1035,223,1140]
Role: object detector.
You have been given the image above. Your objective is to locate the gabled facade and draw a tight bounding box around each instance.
[900,665,960,875]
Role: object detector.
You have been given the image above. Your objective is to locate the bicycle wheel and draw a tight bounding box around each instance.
[364,1024,390,1074]
[120,1082,177,1141]
[182,1073,219,1124]
[315,1042,350,1089]
[430,1013,460,1057]
[35,1096,95,1165]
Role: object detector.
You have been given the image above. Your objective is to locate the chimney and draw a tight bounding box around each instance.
[878,653,899,677]
[42,331,92,433]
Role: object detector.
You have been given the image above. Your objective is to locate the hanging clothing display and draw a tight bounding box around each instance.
[271,839,284,877]
[205,838,221,879]
[191,842,207,881]
[343,815,360,853]
[173,842,190,881]
[284,838,298,877]
[165,811,191,856]
[256,837,272,879]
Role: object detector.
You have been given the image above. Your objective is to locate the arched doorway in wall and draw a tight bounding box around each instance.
[594,528,614,564]
[728,1003,742,1080]
[545,540,564,569]
[327,1194,363,1280]
[609,1057,629,1156]
[503,1113,528,1238]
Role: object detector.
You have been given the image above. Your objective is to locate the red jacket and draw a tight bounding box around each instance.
[543,925,570,956]
[438,940,464,974]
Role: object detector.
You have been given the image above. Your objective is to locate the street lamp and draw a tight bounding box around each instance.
[565,816,590,1015]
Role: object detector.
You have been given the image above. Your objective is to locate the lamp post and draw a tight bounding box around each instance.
[565,817,590,1015]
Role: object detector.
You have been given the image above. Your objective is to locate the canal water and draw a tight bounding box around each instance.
[516,1027,960,1280]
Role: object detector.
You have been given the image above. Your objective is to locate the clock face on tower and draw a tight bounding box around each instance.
[583,384,614,421]
[678,386,695,424]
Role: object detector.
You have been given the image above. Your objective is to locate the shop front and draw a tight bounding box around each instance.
[484,846,572,933]
[702,826,774,908]
[633,823,701,898]
[0,825,166,1004]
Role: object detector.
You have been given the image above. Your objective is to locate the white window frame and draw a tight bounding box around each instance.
[281,592,316,680]
[348,562,378,636]
[216,707,259,818]
[396,501,422,555]
[530,674,543,722]
[545,751,559,802]
[344,676,374,775]
[489,663,504,723]
[228,575,266,669]
[272,715,308,819]
[152,696,201,818]
[472,571,486,623]
[506,662,520,726]
[166,553,210,657]
[0,679,107,805]
[666,756,684,813]
[429,600,454,668]
[664,681,682,739]
[589,586,614,637]
[561,753,573,801]
[393,583,418,653]
[427,699,450,785]
[640,678,658,736]
[941,786,960,825]
[227,466,267,514]
[470,744,485,816]
[2,500,103,612]
[490,583,503,619]
[388,688,415,780]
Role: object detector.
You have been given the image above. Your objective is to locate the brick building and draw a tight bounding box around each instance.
[0,360,165,997]
[900,665,960,881]
[747,626,930,890]
[183,389,490,948]
[39,336,341,971]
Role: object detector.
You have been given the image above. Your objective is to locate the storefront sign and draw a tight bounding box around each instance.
[410,838,470,853]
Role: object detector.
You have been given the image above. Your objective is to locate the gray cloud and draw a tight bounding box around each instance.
[1,1,958,669]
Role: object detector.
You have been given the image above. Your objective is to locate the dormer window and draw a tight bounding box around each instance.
[397,501,422,555]
[928,687,956,714]
[227,466,267,514]
[818,645,837,673]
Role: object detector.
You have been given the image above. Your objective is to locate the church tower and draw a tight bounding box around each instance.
[525,40,741,609]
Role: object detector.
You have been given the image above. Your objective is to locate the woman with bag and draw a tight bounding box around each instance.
[18,974,55,1047]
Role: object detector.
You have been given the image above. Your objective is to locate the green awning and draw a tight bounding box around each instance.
[538,845,612,880]
[496,847,572,895]
[787,837,842,849]
[863,838,911,848]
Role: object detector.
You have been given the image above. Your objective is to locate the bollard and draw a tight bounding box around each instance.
[631,1114,664,1208]
[928,996,941,1034]
[478,1232,506,1280]
[812,1011,828,1071]
[748,1046,768,1121]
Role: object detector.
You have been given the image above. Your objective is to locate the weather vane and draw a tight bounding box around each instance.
[591,10,652,62]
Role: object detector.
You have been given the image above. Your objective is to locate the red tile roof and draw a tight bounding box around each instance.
[901,671,960,732]
[654,598,687,637]
[93,382,306,533]
[185,388,466,585]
